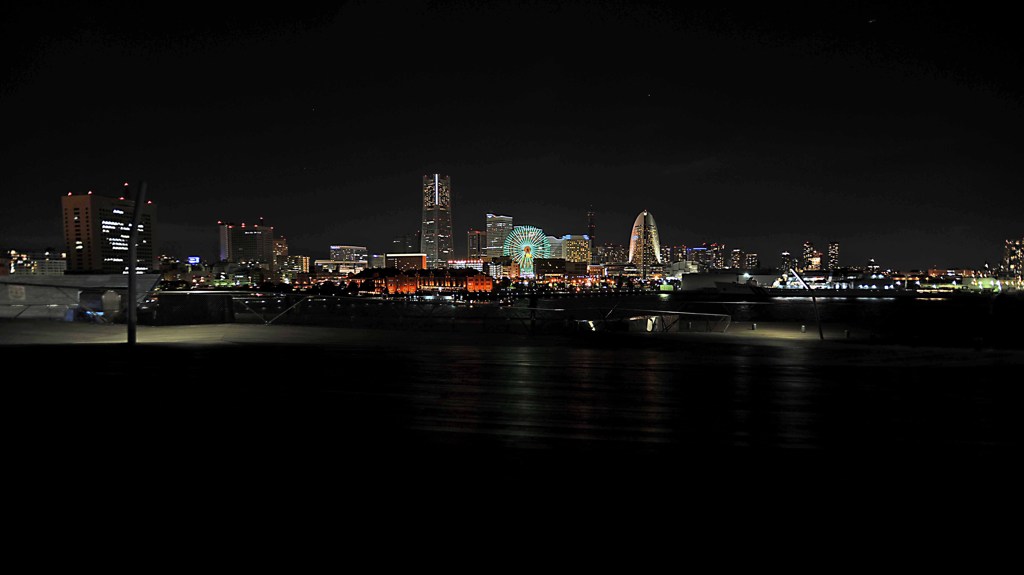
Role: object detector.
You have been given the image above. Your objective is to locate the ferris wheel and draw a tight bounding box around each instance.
[502,226,551,277]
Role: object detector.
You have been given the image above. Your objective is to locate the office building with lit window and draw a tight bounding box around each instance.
[218,220,274,269]
[687,245,712,272]
[467,229,486,259]
[730,249,744,270]
[329,245,368,263]
[485,213,513,259]
[561,235,591,264]
[386,253,428,271]
[802,241,815,271]
[827,241,840,270]
[421,174,453,268]
[780,251,798,273]
[63,191,156,274]
[1003,238,1023,279]
[627,210,662,279]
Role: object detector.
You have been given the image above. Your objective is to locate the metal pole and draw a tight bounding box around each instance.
[128,181,147,345]
[790,268,824,341]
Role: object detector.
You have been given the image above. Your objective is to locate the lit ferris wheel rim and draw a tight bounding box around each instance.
[502,226,551,264]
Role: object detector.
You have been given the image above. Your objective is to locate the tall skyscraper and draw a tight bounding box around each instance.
[802,241,815,271]
[827,241,840,270]
[485,213,513,259]
[218,220,274,268]
[687,245,712,272]
[63,190,156,274]
[744,253,760,270]
[467,229,486,259]
[421,174,453,268]
[710,243,727,270]
[780,251,797,273]
[730,249,744,270]
[628,210,662,278]
[1003,238,1023,279]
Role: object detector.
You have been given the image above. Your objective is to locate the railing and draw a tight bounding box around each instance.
[227,293,731,334]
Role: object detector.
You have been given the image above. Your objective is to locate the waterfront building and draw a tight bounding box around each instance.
[64,190,156,274]
[421,174,453,268]
[599,242,628,265]
[368,254,386,269]
[485,214,513,259]
[744,252,760,270]
[627,210,662,279]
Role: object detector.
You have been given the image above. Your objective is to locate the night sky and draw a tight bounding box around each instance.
[2,1,1022,270]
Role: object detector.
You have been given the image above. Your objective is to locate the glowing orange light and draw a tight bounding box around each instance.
[67,192,72,196]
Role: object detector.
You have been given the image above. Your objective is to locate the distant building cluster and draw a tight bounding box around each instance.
[2,183,1019,297]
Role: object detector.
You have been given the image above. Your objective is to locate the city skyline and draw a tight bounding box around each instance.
[2,3,1021,270]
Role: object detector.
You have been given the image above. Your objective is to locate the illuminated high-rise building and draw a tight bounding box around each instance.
[807,250,823,272]
[421,174,453,268]
[562,235,592,264]
[730,249,744,270]
[273,237,289,276]
[601,242,628,264]
[485,213,513,259]
[63,190,156,274]
[1003,237,1023,279]
[218,219,274,269]
[802,241,815,271]
[744,253,760,270]
[467,229,487,259]
[687,245,712,272]
[708,243,727,270]
[329,245,368,262]
[827,241,840,270]
[627,210,662,279]
[780,251,798,273]
[6,249,67,275]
